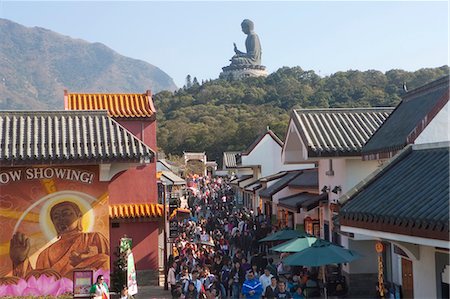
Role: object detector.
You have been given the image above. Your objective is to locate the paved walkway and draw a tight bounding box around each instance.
[130,286,343,299]
[134,286,171,299]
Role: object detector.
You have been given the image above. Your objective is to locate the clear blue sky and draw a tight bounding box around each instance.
[1,1,448,88]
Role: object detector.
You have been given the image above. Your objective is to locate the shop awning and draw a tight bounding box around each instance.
[109,203,163,219]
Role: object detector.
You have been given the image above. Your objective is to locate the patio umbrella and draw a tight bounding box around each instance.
[269,236,317,252]
[258,229,310,242]
[283,239,362,299]
[283,239,362,266]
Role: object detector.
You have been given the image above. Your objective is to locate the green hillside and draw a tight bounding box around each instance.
[155,66,449,163]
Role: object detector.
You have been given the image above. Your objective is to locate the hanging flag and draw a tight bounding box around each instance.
[127,252,138,296]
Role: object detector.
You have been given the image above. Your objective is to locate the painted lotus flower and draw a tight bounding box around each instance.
[0,268,110,296]
[0,275,72,297]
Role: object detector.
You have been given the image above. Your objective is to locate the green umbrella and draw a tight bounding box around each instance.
[283,239,361,299]
[258,229,310,242]
[270,236,317,252]
[283,239,362,266]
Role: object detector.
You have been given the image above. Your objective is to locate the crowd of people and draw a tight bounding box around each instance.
[167,176,322,299]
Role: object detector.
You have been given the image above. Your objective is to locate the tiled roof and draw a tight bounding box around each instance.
[65,90,156,118]
[278,192,325,211]
[223,151,240,168]
[288,168,318,189]
[244,181,263,192]
[259,170,304,198]
[0,111,155,165]
[230,175,253,185]
[110,203,163,219]
[363,76,449,159]
[340,143,449,241]
[242,130,283,155]
[292,108,393,157]
[259,171,288,182]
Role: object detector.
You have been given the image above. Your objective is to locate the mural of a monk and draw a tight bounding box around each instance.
[9,201,109,280]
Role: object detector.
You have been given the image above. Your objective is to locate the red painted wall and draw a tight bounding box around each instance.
[108,117,160,271]
[109,119,158,205]
[110,221,160,270]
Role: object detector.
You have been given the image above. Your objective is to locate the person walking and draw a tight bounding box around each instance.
[264,276,279,299]
[259,268,273,298]
[229,262,245,299]
[242,270,263,299]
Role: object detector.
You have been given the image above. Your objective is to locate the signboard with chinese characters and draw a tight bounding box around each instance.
[169,195,179,239]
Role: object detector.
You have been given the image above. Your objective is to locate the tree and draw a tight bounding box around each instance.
[185,74,192,89]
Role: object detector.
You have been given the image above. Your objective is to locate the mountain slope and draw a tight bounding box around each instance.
[0,18,177,109]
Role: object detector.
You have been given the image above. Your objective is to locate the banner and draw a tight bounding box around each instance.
[0,165,110,297]
[127,252,138,296]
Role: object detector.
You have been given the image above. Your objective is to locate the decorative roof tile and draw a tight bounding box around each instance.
[340,143,449,240]
[362,76,449,159]
[65,90,156,118]
[0,111,154,165]
[293,108,393,157]
[109,203,163,219]
[223,151,240,168]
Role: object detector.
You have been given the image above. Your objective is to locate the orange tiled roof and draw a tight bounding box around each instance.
[109,203,163,219]
[65,90,156,118]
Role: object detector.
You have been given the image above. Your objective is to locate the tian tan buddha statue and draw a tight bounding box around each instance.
[220,19,267,79]
[231,19,262,66]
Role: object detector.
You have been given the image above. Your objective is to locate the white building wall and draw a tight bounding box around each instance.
[242,134,314,177]
[345,159,380,192]
[271,187,299,216]
[241,135,280,177]
[415,101,450,144]
[413,245,437,299]
[318,159,346,202]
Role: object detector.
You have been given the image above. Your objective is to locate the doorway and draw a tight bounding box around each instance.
[401,258,414,298]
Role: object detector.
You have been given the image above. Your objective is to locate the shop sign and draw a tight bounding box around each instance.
[376,241,385,298]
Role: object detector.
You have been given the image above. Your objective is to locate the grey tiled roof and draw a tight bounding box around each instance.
[0,111,155,165]
[288,168,318,188]
[292,108,393,157]
[278,192,324,211]
[259,170,303,198]
[223,151,240,168]
[340,143,449,240]
[230,175,253,185]
[363,76,449,158]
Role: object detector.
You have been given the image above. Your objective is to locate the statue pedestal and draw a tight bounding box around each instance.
[220,65,268,80]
